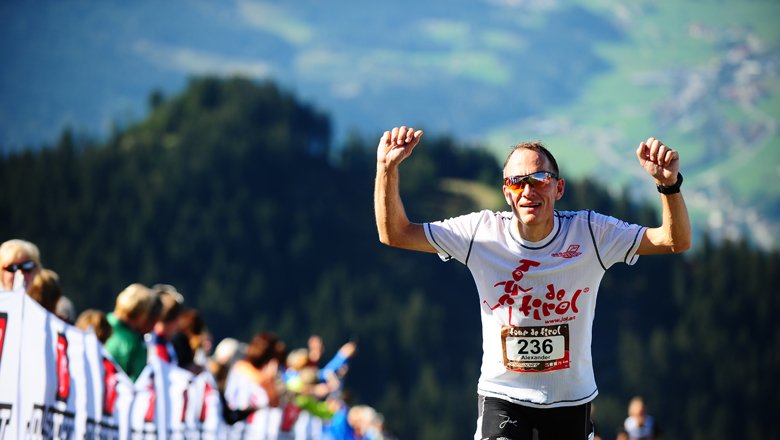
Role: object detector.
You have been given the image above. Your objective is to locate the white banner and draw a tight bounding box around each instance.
[0,289,23,440]
[0,289,325,439]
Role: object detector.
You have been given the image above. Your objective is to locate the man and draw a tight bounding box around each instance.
[374,126,691,439]
[0,239,43,292]
[104,283,162,381]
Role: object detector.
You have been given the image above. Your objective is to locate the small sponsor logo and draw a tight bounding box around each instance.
[552,244,582,258]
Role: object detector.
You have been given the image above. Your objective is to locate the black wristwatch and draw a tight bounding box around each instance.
[656,172,683,195]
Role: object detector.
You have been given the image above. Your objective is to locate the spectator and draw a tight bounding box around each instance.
[322,396,354,440]
[284,350,340,402]
[284,339,356,397]
[55,295,76,324]
[348,405,386,440]
[147,283,184,364]
[26,268,62,314]
[623,396,662,440]
[104,283,162,381]
[224,331,286,411]
[172,307,210,373]
[207,337,257,426]
[75,308,113,344]
[1,239,42,292]
[209,337,247,393]
[307,334,324,367]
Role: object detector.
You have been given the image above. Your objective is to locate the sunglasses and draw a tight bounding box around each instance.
[3,260,37,273]
[504,171,558,192]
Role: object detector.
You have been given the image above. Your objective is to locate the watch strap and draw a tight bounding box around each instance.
[656,172,683,195]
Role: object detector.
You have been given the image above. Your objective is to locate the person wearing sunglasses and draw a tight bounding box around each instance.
[1,238,43,292]
[374,126,691,440]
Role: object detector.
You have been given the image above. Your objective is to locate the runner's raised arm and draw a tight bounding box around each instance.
[374,126,436,253]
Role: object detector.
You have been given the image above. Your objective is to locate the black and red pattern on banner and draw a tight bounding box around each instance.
[0,289,224,440]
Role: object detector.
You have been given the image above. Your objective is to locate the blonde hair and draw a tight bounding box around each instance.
[286,348,309,370]
[27,268,62,313]
[0,239,42,267]
[113,283,161,321]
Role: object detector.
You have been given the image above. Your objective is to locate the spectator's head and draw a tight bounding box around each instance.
[212,337,246,367]
[628,396,647,422]
[348,405,382,437]
[286,348,309,371]
[0,239,42,291]
[113,283,162,334]
[75,309,113,344]
[245,331,286,370]
[177,308,207,352]
[55,295,76,324]
[151,284,184,338]
[26,268,62,313]
[209,337,247,391]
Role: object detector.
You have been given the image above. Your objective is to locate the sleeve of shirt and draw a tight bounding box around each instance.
[318,351,349,382]
[588,211,646,269]
[424,210,487,264]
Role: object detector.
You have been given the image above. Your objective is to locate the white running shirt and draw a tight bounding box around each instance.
[425,209,645,408]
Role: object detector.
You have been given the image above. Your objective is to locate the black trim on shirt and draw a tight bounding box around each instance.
[587,210,607,271]
[464,220,481,267]
[625,227,644,263]
[425,223,453,261]
[517,211,564,250]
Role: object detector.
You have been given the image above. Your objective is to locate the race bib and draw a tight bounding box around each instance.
[501,324,570,372]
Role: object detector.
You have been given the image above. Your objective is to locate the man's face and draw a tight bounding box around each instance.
[502,149,564,233]
[0,251,40,291]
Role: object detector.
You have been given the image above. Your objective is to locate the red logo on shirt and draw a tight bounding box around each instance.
[552,244,582,258]
[485,259,591,325]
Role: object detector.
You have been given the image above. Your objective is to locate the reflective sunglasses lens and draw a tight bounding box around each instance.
[504,176,524,192]
[3,261,37,273]
[505,173,552,192]
[508,181,524,191]
[527,172,550,186]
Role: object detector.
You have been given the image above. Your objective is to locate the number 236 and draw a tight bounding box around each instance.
[517,338,554,355]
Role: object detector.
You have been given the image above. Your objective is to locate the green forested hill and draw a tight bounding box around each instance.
[1,77,777,439]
